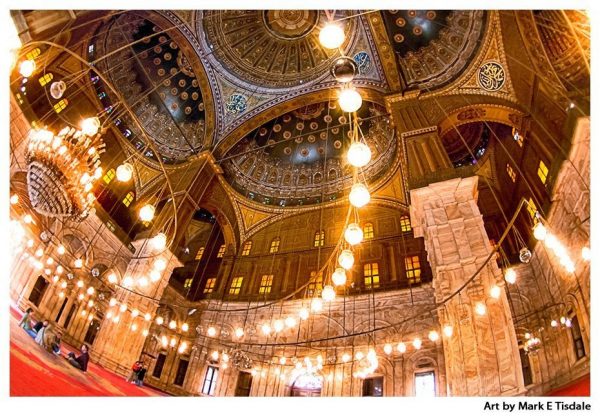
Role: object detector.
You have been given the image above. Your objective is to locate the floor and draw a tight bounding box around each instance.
[9,308,165,397]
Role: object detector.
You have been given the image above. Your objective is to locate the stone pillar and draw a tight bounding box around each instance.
[91,238,182,374]
[403,127,452,181]
[410,176,524,396]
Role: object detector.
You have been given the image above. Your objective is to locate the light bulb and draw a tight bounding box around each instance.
[116,163,134,182]
[131,309,139,318]
[35,248,43,257]
[342,353,351,363]
[86,286,95,295]
[76,280,84,288]
[319,23,345,49]
[582,246,591,261]
[279,356,286,365]
[338,249,354,270]
[299,308,309,320]
[347,142,371,168]
[56,265,63,274]
[144,313,151,321]
[139,204,155,222]
[235,327,244,338]
[81,117,101,136]
[428,330,439,342]
[344,223,363,245]
[150,269,161,282]
[151,233,167,251]
[161,336,168,347]
[137,276,149,287]
[23,214,33,224]
[181,323,189,332]
[533,222,547,241]
[49,80,66,99]
[331,267,347,286]
[383,344,392,355]
[74,258,83,268]
[475,302,487,316]
[443,325,453,337]
[311,297,323,312]
[131,323,137,331]
[321,285,336,301]
[57,245,66,255]
[10,194,19,204]
[261,323,271,335]
[504,268,517,284]
[109,298,117,307]
[338,87,362,113]
[412,338,422,349]
[222,353,230,363]
[19,60,36,77]
[119,304,127,313]
[122,275,134,287]
[156,316,164,325]
[285,316,297,328]
[113,315,121,323]
[349,184,370,209]
[551,320,558,327]
[207,326,217,337]
[142,329,149,337]
[273,320,284,332]
[60,280,67,289]
[170,338,176,347]
[178,341,188,353]
[169,320,177,329]
[107,273,117,284]
[490,285,502,299]
[154,258,167,271]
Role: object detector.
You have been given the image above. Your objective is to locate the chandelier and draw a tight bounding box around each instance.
[26,120,105,221]
[229,348,253,370]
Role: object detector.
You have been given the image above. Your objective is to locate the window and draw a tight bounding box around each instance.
[235,371,253,396]
[537,160,549,185]
[414,371,436,397]
[63,303,77,329]
[202,366,218,395]
[55,297,68,322]
[526,198,538,220]
[362,376,383,396]
[84,317,101,345]
[519,348,533,386]
[229,277,243,295]
[122,191,135,207]
[259,275,273,294]
[400,215,412,232]
[195,246,205,261]
[26,48,41,60]
[103,168,115,185]
[314,230,325,247]
[152,353,166,378]
[28,276,48,307]
[53,99,69,114]
[307,271,323,297]
[173,359,189,386]
[506,163,517,183]
[203,278,216,294]
[405,255,421,285]
[38,73,53,86]
[364,223,374,240]
[241,241,252,256]
[216,244,226,258]
[183,278,193,289]
[270,237,281,253]
[570,315,586,360]
[364,263,380,289]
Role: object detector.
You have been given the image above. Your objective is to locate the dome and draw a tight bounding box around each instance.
[222,100,396,207]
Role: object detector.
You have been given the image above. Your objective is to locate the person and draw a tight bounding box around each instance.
[19,308,37,338]
[135,365,147,387]
[34,320,49,347]
[33,319,44,333]
[127,360,143,383]
[50,332,62,356]
[67,344,89,372]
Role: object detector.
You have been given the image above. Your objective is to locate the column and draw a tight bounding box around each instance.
[410,176,524,396]
[91,238,182,374]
